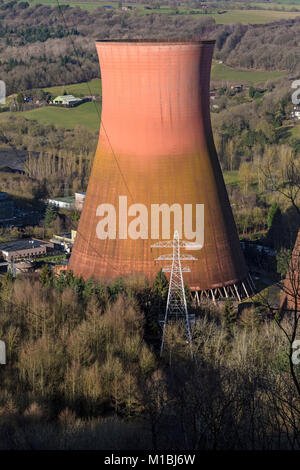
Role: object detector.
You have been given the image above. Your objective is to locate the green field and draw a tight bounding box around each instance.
[250,1,300,7]
[28,0,112,12]
[212,8,300,24]
[4,102,101,131]
[211,63,285,83]
[43,78,101,98]
[139,7,300,23]
[250,2,300,9]
[28,0,135,12]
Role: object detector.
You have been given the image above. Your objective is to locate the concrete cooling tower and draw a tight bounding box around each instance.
[68,39,254,302]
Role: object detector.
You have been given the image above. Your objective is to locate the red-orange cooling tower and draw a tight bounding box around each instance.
[69,39,253,301]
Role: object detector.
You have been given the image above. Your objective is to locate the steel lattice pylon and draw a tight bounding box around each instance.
[151,231,199,357]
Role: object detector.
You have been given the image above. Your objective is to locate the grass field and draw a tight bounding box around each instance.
[43,78,101,98]
[251,1,300,7]
[3,102,101,131]
[212,8,300,24]
[211,63,285,83]
[28,0,111,12]
[272,0,300,3]
[28,0,134,12]
[250,2,300,10]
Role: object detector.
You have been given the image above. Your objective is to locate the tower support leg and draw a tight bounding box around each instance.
[242,281,250,298]
[233,283,241,302]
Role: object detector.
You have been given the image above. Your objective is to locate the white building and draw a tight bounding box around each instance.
[47,196,75,210]
[52,95,82,106]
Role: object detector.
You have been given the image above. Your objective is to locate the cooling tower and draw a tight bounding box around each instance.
[69,39,253,301]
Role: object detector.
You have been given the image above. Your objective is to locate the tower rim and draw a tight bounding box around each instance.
[95,38,215,45]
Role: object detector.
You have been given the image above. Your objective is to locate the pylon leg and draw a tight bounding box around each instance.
[242,281,249,298]
[233,283,241,302]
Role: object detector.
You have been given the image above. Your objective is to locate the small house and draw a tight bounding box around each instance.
[52,95,82,107]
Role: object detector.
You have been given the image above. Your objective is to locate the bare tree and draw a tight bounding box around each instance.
[262,156,300,216]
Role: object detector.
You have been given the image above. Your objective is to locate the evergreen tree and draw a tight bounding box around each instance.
[16,90,24,111]
[83,278,96,303]
[39,264,53,287]
[147,270,169,335]
[54,271,67,292]
[71,276,85,300]
[44,204,58,228]
[108,277,125,302]
[224,300,237,339]
[152,269,169,301]
[249,86,255,98]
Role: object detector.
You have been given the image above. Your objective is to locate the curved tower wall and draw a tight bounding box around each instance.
[69,40,249,294]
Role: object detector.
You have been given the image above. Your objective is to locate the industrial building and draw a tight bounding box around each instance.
[47,193,85,211]
[47,196,75,210]
[0,239,54,262]
[69,39,252,301]
[50,230,77,253]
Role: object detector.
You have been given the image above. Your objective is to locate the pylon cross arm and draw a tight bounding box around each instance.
[156,254,197,261]
[163,267,191,272]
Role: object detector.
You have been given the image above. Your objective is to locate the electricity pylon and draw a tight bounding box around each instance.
[151,231,198,357]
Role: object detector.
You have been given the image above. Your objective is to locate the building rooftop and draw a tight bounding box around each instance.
[54,95,80,100]
[48,196,75,203]
[0,239,50,253]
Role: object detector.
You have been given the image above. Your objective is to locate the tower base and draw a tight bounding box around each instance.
[192,273,255,305]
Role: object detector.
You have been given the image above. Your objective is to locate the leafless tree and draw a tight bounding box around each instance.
[262,156,300,217]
